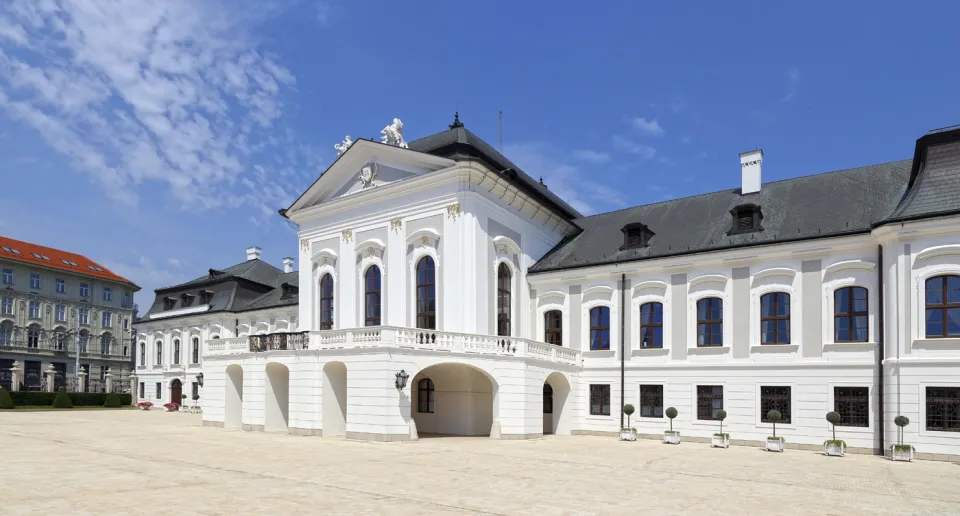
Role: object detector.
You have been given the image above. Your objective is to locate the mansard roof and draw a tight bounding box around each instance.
[882,127,960,223]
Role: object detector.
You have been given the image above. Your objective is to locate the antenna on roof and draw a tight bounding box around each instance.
[498,109,503,152]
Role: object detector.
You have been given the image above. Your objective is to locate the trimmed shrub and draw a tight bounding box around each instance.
[103,393,122,408]
[826,411,841,441]
[52,392,74,409]
[716,409,728,436]
[622,404,635,429]
[0,386,13,409]
[767,410,782,438]
[894,415,910,445]
[665,407,678,431]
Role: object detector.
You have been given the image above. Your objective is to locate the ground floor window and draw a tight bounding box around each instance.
[760,386,791,424]
[192,381,199,400]
[155,382,161,400]
[926,387,960,432]
[417,378,434,413]
[589,384,610,416]
[139,382,145,399]
[639,384,663,417]
[543,383,553,414]
[833,387,869,427]
[696,385,723,420]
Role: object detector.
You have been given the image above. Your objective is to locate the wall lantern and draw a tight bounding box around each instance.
[394,369,409,390]
[196,372,204,388]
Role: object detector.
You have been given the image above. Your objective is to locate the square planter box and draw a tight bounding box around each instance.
[619,429,637,441]
[824,441,845,457]
[711,434,730,448]
[765,438,784,452]
[891,445,914,462]
[663,431,680,444]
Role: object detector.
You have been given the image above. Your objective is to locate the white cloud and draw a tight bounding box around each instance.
[167,258,182,268]
[630,116,664,136]
[0,0,311,217]
[782,68,800,102]
[612,135,657,159]
[571,149,610,164]
[316,1,331,26]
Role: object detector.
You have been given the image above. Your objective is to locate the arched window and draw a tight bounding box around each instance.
[589,306,610,350]
[140,343,145,366]
[497,262,512,336]
[156,340,163,364]
[417,378,435,413]
[925,275,960,338]
[697,297,723,347]
[53,328,66,350]
[543,383,554,414]
[416,257,436,330]
[364,266,381,327]
[78,330,89,352]
[173,338,180,364]
[319,273,334,330]
[544,310,562,345]
[640,302,663,349]
[760,292,790,344]
[0,320,12,345]
[100,333,111,354]
[192,337,200,363]
[27,324,41,348]
[834,286,868,342]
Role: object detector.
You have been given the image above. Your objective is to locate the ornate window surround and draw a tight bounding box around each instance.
[686,274,730,352]
[630,280,668,355]
[536,290,567,347]
[822,260,877,346]
[356,239,386,327]
[581,284,617,356]
[408,228,440,330]
[492,236,521,338]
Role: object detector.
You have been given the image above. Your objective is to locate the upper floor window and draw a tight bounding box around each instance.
[2,268,12,284]
[365,266,382,327]
[100,333,112,354]
[192,337,200,363]
[79,283,89,297]
[497,263,511,336]
[103,287,112,301]
[416,257,436,330]
[123,292,131,307]
[156,340,163,364]
[639,302,663,348]
[834,286,868,342]
[728,204,763,235]
[123,318,128,330]
[1,297,11,314]
[544,310,562,345]
[589,306,610,350]
[78,330,89,352]
[925,275,960,338]
[30,273,40,289]
[79,308,89,325]
[140,344,146,366]
[55,305,65,322]
[697,297,723,346]
[29,301,40,318]
[102,311,112,328]
[620,222,654,250]
[319,273,334,330]
[56,279,65,293]
[173,339,180,364]
[760,292,790,344]
[0,320,11,345]
[162,297,175,311]
[27,324,40,347]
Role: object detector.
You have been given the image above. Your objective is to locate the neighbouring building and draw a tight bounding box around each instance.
[0,236,139,393]
[199,116,960,462]
[134,249,298,407]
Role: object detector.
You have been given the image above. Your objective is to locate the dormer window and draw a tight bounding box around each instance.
[199,290,214,305]
[621,222,655,250]
[280,283,298,299]
[162,297,176,311]
[728,204,763,235]
[180,293,195,307]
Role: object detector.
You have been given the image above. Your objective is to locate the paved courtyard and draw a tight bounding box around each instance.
[1,411,959,515]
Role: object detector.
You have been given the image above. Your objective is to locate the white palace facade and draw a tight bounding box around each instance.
[149,117,959,460]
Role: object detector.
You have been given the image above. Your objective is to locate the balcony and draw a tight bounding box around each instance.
[204,327,581,366]
[0,339,128,359]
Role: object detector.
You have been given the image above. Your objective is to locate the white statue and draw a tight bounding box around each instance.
[380,118,408,148]
[334,135,354,156]
[358,164,378,188]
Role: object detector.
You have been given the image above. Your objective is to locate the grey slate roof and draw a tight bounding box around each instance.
[884,134,960,222]
[161,259,283,292]
[236,271,299,311]
[530,160,913,273]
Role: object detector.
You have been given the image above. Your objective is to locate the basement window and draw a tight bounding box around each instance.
[728,204,763,235]
[621,222,655,250]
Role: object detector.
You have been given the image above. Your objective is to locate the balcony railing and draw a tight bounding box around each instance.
[0,339,128,358]
[204,327,581,366]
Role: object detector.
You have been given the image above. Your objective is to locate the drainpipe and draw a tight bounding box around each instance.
[877,244,885,455]
[620,272,626,429]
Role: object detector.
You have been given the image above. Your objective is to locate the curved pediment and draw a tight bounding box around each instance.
[752,267,796,283]
[824,260,876,274]
[633,280,668,292]
[689,274,728,287]
[916,245,960,262]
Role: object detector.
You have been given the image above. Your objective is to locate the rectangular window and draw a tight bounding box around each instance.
[925,387,960,432]
[589,306,610,350]
[2,268,12,284]
[760,386,792,424]
[123,318,128,330]
[192,382,199,399]
[155,382,161,399]
[639,384,663,418]
[139,382,145,399]
[56,279,65,293]
[833,387,869,427]
[140,344,145,366]
[1,297,11,315]
[79,308,89,325]
[80,283,89,297]
[697,385,724,420]
[55,305,65,322]
[123,292,131,307]
[30,273,40,289]
[589,384,611,416]
[102,311,112,328]
[29,301,40,318]
[103,287,112,301]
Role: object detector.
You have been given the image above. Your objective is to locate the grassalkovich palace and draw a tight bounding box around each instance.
[136,117,960,461]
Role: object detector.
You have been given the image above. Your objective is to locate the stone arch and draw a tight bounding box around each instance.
[543,372,572,436]
[225,364,244,429]
[411,363,499,437]
[264,362,290,432]
[322,361,348,437]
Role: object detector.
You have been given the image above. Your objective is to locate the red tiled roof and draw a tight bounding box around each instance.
[0,235,140,290]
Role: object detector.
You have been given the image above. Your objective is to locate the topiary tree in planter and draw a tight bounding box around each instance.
[765,410,784,452]
[824,411,844,456]
[663,407,680,444]
[712,409,729,448]
[103,393,121,408]
[0,386,13,410]
[892,415,913,462]
[620,404,636,441]
[52,391,74,409]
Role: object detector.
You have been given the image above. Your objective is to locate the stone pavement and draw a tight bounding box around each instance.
[1,410,959,515]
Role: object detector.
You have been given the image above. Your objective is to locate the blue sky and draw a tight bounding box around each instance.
[0,0,956,310]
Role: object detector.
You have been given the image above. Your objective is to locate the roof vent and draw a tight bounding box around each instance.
[246,246,262,261]
[728,204,764,235]
[739,149,763,195]
[282,257,295,273]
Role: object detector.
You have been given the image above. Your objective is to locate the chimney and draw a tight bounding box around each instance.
[739,149,763,195]
[282,257,294,273]
[246,246,262,261]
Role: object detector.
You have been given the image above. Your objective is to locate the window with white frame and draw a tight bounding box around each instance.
[103,287,112,301]
[102,311,111,328]
[156,341,163,364]
[696,297,723,346]
[639,302,663,348]
[140,343,145,365]
[834,286,868,342]
[696,385,723,420]
[55,305,65,322]
[2,268,13,284]
[1,297,11,314]
[319,273,334,330]
[589,384,610,415]
[155,382,161,399]
[173,339,180,365]
[639,384,663,417]
[544,310,562,345]
[925,275,960,338]
[139,382,145,399]
[79,283,89,297]
[29,301,40,318]
[192,337,199,363]
[760,292,790,344]
[56,278,65,293]
[589,306,610,350]
[30,273,40,289]
[760,386,791,423]
[79,308,89,325]
[496,262,512,336]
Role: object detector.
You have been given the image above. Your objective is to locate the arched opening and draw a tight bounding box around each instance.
[319,273,334,330]
[173,338,181,364]
[53,326,67,351]
[416,256,436,329]
[411,363,497,437]
[322,361,347,437]
[99,332,112,354]
[497,262,512,336]
[225,364,244,429]
[264,363,290,432]
[170,378,182,405]
[543,372,571,435]
[0,320,12,345]
[78,330,90,352]
[364,265,381,326]
[27,323,41,348]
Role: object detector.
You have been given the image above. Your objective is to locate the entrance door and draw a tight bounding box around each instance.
[171,379,182,405]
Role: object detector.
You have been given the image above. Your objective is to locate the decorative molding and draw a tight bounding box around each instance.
[391,217,403,233]
[752,267,796,283]
[341,229,353,243]
[915,244,960,261]
[824,259,876,274]
[689,274,729,288]
[299,238,309,252]
[447,202,461,221]
[633,280,669,292]
[358,163,379,189]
